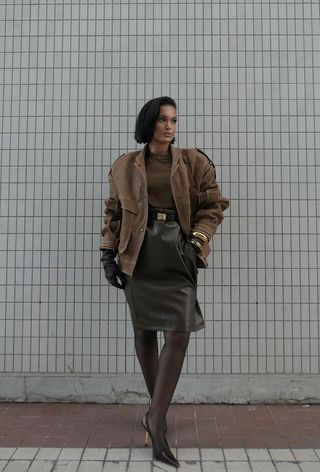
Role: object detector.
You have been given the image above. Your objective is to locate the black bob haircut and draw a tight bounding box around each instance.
[134,96,177,144]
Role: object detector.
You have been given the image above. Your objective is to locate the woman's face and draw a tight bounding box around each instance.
[150,105,177,145]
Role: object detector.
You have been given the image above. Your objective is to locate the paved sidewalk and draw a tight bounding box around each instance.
[1,447,320,471]
[1,403,320,470]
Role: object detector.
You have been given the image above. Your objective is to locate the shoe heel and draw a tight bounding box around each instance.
[142,415,150,447]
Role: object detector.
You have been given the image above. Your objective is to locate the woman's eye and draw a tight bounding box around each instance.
[158,117,177,123]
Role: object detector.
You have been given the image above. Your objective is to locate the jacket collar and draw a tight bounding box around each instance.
[133,143,182,184]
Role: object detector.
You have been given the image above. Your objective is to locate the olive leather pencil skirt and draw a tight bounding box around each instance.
[123,216,205,332]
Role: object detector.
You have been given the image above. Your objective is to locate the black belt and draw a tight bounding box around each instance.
[148,207,179,222]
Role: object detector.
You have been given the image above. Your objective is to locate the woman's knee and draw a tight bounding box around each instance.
[133,327,157,344]
[164,330,191,351]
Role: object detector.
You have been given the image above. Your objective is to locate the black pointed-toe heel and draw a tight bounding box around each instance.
[141,411,180,468]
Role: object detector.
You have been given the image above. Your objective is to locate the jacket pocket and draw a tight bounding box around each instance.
[118,198,139,254]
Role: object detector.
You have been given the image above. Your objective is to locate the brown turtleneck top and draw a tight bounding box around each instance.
[145,148,176,209]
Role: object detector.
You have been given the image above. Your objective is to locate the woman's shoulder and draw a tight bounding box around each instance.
[110,150,140,170]
[180,147,215,169]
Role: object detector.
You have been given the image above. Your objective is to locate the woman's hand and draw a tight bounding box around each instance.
[189,236,203,253]
[100,249,126,289]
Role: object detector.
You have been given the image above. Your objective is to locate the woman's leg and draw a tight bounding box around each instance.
[133,326,159,398]
[147,330,191,443]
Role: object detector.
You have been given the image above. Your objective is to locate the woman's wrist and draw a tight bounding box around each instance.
[189,237,203,253]
[189,230,209,253]
[191,231,209,244]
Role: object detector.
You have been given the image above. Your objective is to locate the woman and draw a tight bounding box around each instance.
[99,96,230,468]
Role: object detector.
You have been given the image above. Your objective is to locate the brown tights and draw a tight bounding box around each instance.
[133,326,191,444]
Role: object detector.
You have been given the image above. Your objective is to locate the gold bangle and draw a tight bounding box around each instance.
[192,231,208,243]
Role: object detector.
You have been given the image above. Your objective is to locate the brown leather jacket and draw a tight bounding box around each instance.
[99,144,230,276]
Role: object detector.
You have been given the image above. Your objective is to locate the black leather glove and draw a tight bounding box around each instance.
[100,249,126,289]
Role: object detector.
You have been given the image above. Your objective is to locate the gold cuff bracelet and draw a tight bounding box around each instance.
[192,231,209,243]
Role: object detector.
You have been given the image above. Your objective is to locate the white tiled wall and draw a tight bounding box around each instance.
[0,1,319,380]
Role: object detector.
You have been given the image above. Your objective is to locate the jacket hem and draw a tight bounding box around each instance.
[118,256,135,277]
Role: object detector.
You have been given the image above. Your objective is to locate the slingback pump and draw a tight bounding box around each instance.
[141,411,180,468]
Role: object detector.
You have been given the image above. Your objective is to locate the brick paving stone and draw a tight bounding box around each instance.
[309,440,320,449]
[243,436,267,448]
[222,437,246,448]
[20,437,46,448]
[264,438,290,448]
[64,436,88,448]
[41,437,68,448]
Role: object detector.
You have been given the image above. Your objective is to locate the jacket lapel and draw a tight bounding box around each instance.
[170,145,191,231]
[133,145,148,186]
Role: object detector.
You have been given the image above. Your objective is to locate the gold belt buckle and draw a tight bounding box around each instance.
[156,212,167,221]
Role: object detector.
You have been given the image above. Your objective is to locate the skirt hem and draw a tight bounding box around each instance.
[131,322,206,333]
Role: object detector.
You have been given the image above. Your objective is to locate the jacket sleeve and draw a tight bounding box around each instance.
[191,151,230,241]
[99,168,122,252]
